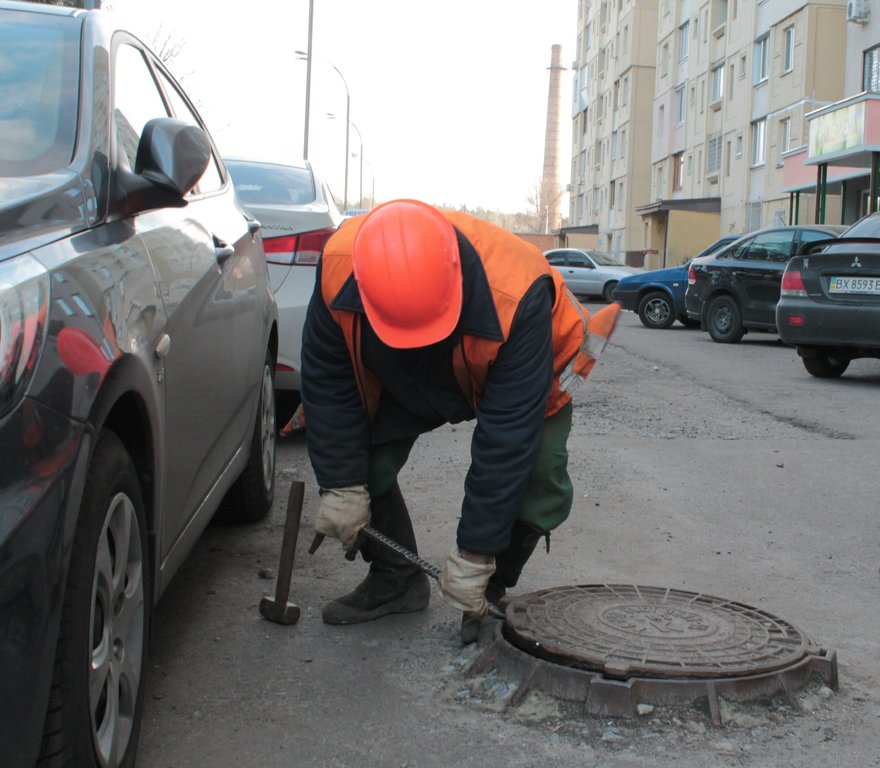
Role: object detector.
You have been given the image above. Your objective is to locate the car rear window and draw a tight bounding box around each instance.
[226,161,316,206]
[0,10,80,177]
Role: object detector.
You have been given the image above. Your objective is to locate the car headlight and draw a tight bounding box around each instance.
[0,254,49,416]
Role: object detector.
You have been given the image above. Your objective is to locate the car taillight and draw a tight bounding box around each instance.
[262,227,337,267]
[780,268,807,297]
[687,263,696,284]
[0,255,49,416]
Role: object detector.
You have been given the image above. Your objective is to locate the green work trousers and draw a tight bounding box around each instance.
[368,400,574,535]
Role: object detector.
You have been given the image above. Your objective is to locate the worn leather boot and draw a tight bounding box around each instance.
[460,520,542,644]
[323,483,430,625]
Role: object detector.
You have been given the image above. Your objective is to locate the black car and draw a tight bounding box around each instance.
[0,3,278,767]
[777,213,880,377]
[685,225,845,343]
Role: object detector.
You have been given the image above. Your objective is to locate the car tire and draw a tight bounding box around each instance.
[603,281,618,303]
[801,351,850,379]
[215,349,276,524]
[706,295,744,343]
[39,430,149,768]
[637,291,676,329]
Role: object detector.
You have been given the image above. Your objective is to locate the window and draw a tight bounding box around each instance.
[707,133,722,175]
[610,179,616,208]
[673,152,684,190]
[753,34,769,84]
[728,64,735,100]
[779,118,790,164]
[675,86,686,124]
[620,128,627,158]
[864,45,880,92]
[783,26,794,74]
[661,42,670,77]
[751,118,766,166]
[658,105,665,137]
[114,44,170,170]
[742,231,795,262]
[679,22,690,61]
[611,130,618,159]
[725,140,732,176]
[711,63,724,103]
[736,134,743,157]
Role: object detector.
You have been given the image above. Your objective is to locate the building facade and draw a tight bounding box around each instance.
[566,0,856,269]
[568,0,659,264]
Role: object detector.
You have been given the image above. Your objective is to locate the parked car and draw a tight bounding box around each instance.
[613,235,740,329]
[0,4,278,768]
[777,212,880,377]
[544,248,643,302]
[685,225,845,343]
[225,158,343,398]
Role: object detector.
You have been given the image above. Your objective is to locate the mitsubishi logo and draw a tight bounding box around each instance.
[852,256,862,268]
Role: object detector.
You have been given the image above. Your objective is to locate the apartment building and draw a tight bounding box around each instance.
[565,0,852,269]
[783,0,880,222]
[567,0,659,264]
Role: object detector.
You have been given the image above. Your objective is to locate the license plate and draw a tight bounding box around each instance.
[828,276,880,294]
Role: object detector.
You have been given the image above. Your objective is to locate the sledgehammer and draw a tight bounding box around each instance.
[259,480,305,625]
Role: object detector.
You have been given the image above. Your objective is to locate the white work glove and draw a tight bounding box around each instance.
[315,485,370,552]
[438,547,496,616]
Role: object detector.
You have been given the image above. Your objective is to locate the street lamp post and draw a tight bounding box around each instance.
[296,50,351,210]
[301,1,314,160]
[349,121,363,207]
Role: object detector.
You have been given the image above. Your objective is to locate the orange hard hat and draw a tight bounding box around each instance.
[352,199,462,348]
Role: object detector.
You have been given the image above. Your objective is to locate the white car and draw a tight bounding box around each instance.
[544,247,643,302]
[226,158,344,393]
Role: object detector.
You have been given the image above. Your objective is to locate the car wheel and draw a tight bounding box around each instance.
[801,351,850,378]
[637,291,676,329]
[706,295,744,343]
[40,430,149,768]
[216,348,276,524]
[603,281,618,303]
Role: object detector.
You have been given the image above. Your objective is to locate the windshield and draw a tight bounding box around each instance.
[589,251,626,267]
[0,10,81,177]
[226,161,316,206]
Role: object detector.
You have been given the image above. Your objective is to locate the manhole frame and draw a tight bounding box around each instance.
[466,584,838,723]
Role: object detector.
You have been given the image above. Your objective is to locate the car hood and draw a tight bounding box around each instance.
[618,263,685,285]
[604,265,644,277]
[0,171,88,261]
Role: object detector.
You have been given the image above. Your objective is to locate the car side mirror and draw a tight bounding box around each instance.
[115,118,212,217]
[135,118,212,196]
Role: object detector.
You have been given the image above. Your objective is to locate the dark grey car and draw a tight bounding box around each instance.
[0,3,278,767]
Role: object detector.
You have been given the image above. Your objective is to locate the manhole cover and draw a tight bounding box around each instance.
[503,584,809,679]
[466,584,838,720]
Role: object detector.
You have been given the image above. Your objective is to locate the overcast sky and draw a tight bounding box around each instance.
[109,0,577,213]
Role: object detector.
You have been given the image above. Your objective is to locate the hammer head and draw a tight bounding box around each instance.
[259,595,301,625]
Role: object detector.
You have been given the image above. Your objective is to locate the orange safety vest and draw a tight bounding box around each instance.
[320,211,592,421]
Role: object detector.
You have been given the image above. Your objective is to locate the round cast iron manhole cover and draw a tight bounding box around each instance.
[503,584,810,679]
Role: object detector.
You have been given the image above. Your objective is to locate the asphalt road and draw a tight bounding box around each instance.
[137,305,880,768]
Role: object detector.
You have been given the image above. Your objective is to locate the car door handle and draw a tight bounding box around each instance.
[213,235,235,264]
[247,219,262,235]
